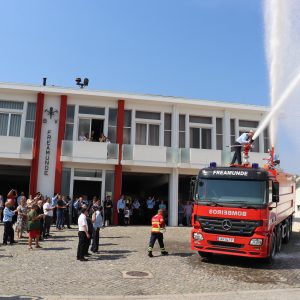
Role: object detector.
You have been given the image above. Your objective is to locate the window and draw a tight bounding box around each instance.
[79,106,105,115]
[0,100,23,110]
[64,105,75,140]
[0,113,21,137]
[239,120,259,128]
[264,128,270,153]
[189,115,212,124]
[25,103,36,138]
[216,118,223,150]
[108,108,117,143]
[230,119,235,150]
[136,111,160,120]
[164,113,171,147]
[179,115,186,148]
[136,123,159,146]
[78,119,90,140]
[123,110,132,144]
[74,169,102,178]
[190,127,212,149]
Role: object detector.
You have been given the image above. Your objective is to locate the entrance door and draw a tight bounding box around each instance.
[73,180,102,200]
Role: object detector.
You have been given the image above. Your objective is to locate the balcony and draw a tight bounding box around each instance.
[0,136,33,160]
[122,145,178,167]
[179,148,222,169]
[61,141,118,164]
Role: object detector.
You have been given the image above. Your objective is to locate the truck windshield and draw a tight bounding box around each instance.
[196,179,267,206]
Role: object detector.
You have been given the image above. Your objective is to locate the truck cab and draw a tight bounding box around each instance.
[191,164,295,261]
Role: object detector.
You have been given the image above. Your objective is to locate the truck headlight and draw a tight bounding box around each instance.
[250,238,263,246]
[193,232,204,241]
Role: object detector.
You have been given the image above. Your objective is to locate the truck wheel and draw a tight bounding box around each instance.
[265,233,276,264]
[283,220,290,244]
[198,251,213,259]
[276,226,282,253]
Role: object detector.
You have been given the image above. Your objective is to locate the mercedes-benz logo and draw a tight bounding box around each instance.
[222,219,232,231]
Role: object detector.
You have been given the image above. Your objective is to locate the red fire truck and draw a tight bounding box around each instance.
[191,147,295,262]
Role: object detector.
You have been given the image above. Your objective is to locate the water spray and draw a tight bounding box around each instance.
[252,69,300,141]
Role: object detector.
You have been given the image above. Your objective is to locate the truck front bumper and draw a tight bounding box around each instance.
[191,229,269,258]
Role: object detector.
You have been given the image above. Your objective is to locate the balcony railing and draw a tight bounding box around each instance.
[61,141,118,164]
[0,136,33,159]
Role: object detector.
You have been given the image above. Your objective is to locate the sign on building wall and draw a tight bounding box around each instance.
[36,98,60,197]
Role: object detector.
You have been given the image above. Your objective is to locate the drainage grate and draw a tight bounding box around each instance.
[122,271,153,279]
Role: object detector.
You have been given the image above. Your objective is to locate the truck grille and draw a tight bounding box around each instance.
[197,217,262,237]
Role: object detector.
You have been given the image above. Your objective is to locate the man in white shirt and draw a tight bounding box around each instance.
[43,197,54,238]
[117,195,126,226]
[77,206,90,261]
[231,130,254,165]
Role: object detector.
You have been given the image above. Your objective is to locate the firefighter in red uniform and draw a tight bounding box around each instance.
[147,209,168,257]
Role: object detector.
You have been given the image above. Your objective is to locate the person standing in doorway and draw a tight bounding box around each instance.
[183,201,193,226]
[103,195,113,226]
[146,196,155,225]
[147,209,168,257]
[117,195,126,226]
[132,198,141,225]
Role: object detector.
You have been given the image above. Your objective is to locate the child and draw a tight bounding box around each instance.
[124,205,130,225]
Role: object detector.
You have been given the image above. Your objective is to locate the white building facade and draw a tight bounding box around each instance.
[0,82,270,226]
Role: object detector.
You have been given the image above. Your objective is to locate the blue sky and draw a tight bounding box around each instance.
[0,0,268,105]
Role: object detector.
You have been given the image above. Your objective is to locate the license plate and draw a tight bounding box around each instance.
[218,236,235,243]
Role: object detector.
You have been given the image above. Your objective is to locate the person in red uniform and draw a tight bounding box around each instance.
[147,209,168,257]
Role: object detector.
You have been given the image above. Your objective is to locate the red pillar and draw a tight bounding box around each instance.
[54,95,67,193]
[29,92,44,196]
[113,99,124,225]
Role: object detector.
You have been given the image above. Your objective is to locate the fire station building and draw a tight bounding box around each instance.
[0,82,270,226]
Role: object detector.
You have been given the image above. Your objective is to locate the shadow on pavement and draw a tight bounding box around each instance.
[99,249,137,254]
[0,297,42,300]
[41,247,72,251]
[99,243,118,246]
[101,236,130,239]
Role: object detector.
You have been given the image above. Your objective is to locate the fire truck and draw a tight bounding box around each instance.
[191,147,295,262]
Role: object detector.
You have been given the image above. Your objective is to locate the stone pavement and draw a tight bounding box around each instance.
[0,224,300,299]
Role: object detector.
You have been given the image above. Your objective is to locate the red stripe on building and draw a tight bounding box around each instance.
[54,95,67,193]
[113,99,124,225]
[29,92,44,195]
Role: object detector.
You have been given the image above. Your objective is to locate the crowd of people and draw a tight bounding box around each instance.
[0,189,194,254]
[0,189,104,251]
[78,132,111,143]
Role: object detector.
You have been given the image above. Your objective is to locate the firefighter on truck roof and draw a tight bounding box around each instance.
[230,130,254,165]
[147,209,168,257]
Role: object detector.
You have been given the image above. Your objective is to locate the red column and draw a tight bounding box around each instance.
[29,92,44,196]
[113,99,124,225]
[54,95,67,193]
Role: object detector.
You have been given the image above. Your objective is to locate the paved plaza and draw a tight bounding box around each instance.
[0,225,300,299]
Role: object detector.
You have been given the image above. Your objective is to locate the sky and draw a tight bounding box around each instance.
[0,0,268,105]
[2,1,297,173]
